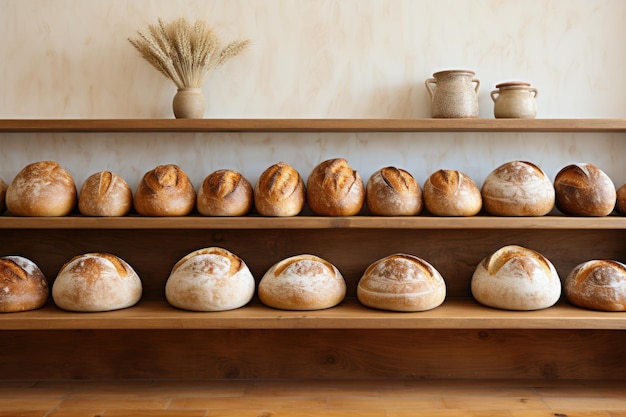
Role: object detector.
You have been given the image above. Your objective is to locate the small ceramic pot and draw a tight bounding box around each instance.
[172,88,206,119]
[491,81,538,119]
[425,69,480,118]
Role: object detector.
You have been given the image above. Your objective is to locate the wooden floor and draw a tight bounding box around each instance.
[1,379,626,417]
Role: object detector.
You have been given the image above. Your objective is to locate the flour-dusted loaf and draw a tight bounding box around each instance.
[165,247,255,311]
[254,162,305,216]
[0,256,49,313]
[617,184,626,215]
[554,163,616,216]
[0,177,7,213]
[6,160,77,216]
[52,253,142,312]
[471,245,561,310]
[481,160,555,216]
[564,260,626,311]
[258,254,346,310]
[197,169,253,216]
[366,167,422,216]
[307,158,365,216]
[357,254,446,311]
[78,171,133,216]
[423,169,482,216]
[133,164,196,216]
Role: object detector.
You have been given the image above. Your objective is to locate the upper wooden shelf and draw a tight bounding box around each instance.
[1,118,626,133]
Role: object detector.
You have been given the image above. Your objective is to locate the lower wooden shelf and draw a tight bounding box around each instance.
[1,298,624,330]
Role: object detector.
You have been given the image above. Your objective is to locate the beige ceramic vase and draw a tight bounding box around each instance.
[172,87,206,119]
[491,81,538,118]
[425,69,480,118]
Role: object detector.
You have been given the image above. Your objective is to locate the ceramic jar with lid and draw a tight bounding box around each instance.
[425,69,480,118]
[490,81,538,119]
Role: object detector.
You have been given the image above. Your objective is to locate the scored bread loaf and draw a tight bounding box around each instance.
[307,158,365,216]
[78,171,133,216]
[0,255,49,313]
[165,247,255,311]
[554,163,616,216]
[52,253,142,312]
[366,167,423,216]
[254,162,305,216]
[423,169,482,216]
[6,160,77,216]
[197,169,253,216]
[0,177,7,213]
[258,254,346,310]
[564,260,626,311]
[617,184,626,215]
[357,254,446,311]
[471,245,561,310]
[134,164,196,216]
[481,160,555,216]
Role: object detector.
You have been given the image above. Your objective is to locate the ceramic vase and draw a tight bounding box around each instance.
[172,88,205,119]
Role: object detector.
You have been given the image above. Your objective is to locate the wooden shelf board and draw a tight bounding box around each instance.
[1,118,626,132]
[1,215,625,229]
[1,299,624,330]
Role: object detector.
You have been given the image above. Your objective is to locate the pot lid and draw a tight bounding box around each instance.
[433,69,475,77]
[495,81,532,88]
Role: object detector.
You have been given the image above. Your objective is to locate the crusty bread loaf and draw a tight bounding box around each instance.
[471,245,561,310]
[0,256,49,313]
[617,184,626,215]
[366,167,423,216]
[357,254,446,311]
[424,169,482,216]
[554,163,616,216]
[0,177,7,214]
[481,160,555,216]
[133,164,196,216]
[165,247,255,311]
[197,169,253,216]
[254,162,305,216]
[52,253,142,312]
[259,254,346,310]
[307,158,364,216]
[78,171,133,217]
[564,260,626,311]
[6,161,77,216]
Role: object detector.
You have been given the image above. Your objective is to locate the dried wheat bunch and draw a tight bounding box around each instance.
[129,18,250,89]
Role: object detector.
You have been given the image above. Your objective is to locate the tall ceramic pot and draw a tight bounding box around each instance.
[172,88,206,119]
[425,70,480,118]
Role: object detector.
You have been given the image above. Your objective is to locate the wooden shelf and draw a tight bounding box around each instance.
[1,118,626,132]
[1,298,624,330]
[1,215,625,229]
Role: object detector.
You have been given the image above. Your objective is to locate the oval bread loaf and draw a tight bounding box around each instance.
[134,164,196,216]
[366,167,423,216]
[307,158,365,216]
[165,247,255,311]
[197,169,253,216]
[0,255,49,313]
[554,163,616,216]
[424,169,482,216]
[0,177,7,213]
[357,254,446,311]
[617,184,626,215]
[259,254,346,310]
[565,260,626,311]
[78,171,133,216]
[254,162,305,216]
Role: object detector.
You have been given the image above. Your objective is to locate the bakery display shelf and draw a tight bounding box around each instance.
[1,298,624,330]
[0,214,625,229]
[1,118,626,133]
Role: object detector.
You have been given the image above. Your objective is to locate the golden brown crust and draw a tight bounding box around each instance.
[0,177,7,213]
[170,247,243,277]
[78,171,133,216]
[366,167,422,216]
[554,163,616,216]
[617,184,626,215]
[134,164,196,216]
[424,169,482,216]
[254,162,305,216]
[565,260,626,311]
[197,169,253,216]
[6,160,77,216]
[0,256,49,313]
[306,158,364,216]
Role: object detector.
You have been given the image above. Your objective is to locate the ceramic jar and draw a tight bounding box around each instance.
[425,70,480,118]
[490,81,538,119]
[172,88,206,119]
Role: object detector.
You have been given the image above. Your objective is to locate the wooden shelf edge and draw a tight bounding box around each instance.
[1,118,626,133]
[1,299,624,330]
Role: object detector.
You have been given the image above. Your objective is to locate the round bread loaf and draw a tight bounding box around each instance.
[134,164,196,216]
[0,177,7,213]
[254,162,305,216]
[564,260,626,311]
[0,256,49,313]
[197,169,253,216]
[366,167,423,216]
[357,254,446,311]
[307,158,365,216]
[471,245,561,310]
[78,171,133,216]
[52,253,142,312]
[481,160,555,216]
[6,161,77,216]
[259,254,346,310]
[554,163,616,216]
[424,169,482,216]
[165,247,255,311]
[617,184,626,215]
